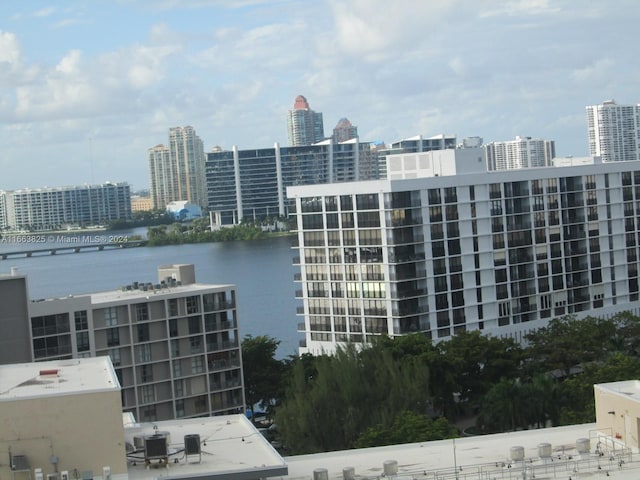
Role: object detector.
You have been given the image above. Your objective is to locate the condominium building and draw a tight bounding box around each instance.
[4,264,244,422]
[0,182,131,231]
[148,126,207,209]
[289,149,640,355]
[287,95,325,146]
[485,136,556,170]
[587,100,640,162]
[332,117,358,143]
[206,139,382,226]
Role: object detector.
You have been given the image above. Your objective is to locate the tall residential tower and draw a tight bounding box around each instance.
[587,100,640,162]
[287,95,325,146]
[148,126,206,209]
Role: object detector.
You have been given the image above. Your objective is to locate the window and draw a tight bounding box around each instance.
[138,343,151,363]
[135,303,149,322]
[137,323,150,342]
[76,331,90,352]
[168,298,179,316]
[188,316,202,334]
[108,348,121,366]
[173,360,182,377]
[141,364,153,383]
[191,356,204,374]
[140,385,155,404]
[106,327,120,347]
[186,296,200,314]
[190,336,203,354]
[104,307,118,326]
[169,318,178,337]
[74,311,88,330]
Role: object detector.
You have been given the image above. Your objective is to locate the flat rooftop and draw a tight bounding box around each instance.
[284,423,640,480]
[89,282,234,305]
[0,357,119,401]
[596,380,640,401]
[124,415,287,480]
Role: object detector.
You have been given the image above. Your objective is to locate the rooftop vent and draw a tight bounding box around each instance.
[39,369,59,377]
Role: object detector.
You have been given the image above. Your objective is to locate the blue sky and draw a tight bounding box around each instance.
[1,0,639,191]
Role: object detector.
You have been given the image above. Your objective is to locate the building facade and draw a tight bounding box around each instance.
[148,126,207,209]
[17,264,244,422]
[289,150,640,355]
[0,182,131,231]
[206,140,383,226]
[485,136,556,171]
[332,117,358,143]
[587,100,640,163]
[287,95,325,147]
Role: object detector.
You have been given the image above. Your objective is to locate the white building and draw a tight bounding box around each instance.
[587,100,640,163]
[3,264,244,422]
[485,136,555,170]
[0,182,131,231]
[289,149,640,355]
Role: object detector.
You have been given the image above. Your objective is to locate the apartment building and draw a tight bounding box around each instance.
[287,95,325,146]
[0,182,131,231]
[288,148,640,355]
[587,100,640,163]
[148,126,207,209]
[485,136,556,170]
[8,264,244,421]
[205,139,382,226]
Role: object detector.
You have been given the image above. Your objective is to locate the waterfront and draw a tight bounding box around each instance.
[0,232,300,358]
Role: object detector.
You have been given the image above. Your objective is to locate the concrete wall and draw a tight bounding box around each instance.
[0,390,127,480]
[0,275,32,364]
[595,383,640,449]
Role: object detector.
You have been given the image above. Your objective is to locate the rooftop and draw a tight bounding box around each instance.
[284,423,640,480]
[596,380,640,402]
[89,281,234,304]
[124,415,287,480]
[0,357,119,401]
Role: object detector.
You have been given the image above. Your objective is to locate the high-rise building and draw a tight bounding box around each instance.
[206,139,382,226]
[148,126,206,209]
[587,100,640,162]
[2,264,244,421]
[289,150,640,355]
[332,118,358,143]
[287,95,325,146]
[0,182,131,231]
[485,136,555,171]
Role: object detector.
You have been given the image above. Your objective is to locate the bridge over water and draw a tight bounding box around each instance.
[0,240,147,259]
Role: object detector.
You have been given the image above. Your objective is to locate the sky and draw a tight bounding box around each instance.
[1,0,639,192]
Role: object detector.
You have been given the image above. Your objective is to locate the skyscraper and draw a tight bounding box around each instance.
[484,136,555,171]
[332,118,358,143]
[587,100,640,162]
[148,126,206,209]
[287,95,324,146]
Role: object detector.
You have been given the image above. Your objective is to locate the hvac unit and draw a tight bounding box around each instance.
[60,471,69,480]
[46,474,58,480]
[102,467,111,480]
[34,469,44,480]
[184,434,201,463]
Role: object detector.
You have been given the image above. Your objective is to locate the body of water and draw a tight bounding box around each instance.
[0,232,301,358]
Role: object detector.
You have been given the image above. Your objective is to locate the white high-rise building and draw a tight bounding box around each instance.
[485,136,555,171]
[587,100,640,162]
[148,126,206,209]
[289,149,640,355]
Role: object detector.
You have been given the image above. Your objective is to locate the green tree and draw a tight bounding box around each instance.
[275,343,431,454]
[241,335,285,419]
[354,411,457,448]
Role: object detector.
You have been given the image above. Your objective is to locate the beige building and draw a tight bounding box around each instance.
[595,380,640,450]
[0,357,127,480]
[7,264,244,422]
[130,196,153,212]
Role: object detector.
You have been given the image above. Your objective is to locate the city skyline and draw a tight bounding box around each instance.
[1,1,639,191]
